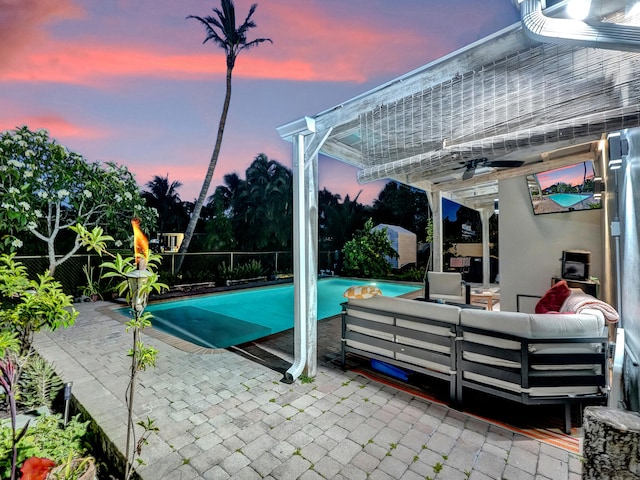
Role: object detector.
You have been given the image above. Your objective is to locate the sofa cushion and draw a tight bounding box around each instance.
[460,309,605,338]
[427,272,463,296]
[348,295,461,325]
[535,280,571,313]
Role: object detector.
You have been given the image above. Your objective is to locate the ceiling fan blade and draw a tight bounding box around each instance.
[485,160,525,168]
[462,165,476,180]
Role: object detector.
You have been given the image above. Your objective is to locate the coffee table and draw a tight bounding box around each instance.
[469,291,499,310]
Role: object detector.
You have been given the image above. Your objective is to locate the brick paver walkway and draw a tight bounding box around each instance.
[34,301,582,479]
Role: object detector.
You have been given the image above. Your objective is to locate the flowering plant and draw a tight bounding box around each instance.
[0,126,157,274]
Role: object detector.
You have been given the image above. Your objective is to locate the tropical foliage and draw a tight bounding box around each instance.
[342,219,398,278]
[179,0,272,270]
[142,175,186,236]
[319,189,370,253]
[0,126,156,274]
[206,154,292,251]
[0,253,77,354]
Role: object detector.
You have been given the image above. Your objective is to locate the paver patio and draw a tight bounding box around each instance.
[34,301,583,479]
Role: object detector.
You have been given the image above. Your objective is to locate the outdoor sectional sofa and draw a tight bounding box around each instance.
[341,295,610,433]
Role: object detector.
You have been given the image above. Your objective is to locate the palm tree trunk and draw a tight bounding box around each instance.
[176,66,233,272]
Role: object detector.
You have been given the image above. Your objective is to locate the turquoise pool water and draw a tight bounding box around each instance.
[138,278,421,349]
[548,193,592,208]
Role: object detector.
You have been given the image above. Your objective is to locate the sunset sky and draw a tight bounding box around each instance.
[1,0,520,205]
[536,161,596,190]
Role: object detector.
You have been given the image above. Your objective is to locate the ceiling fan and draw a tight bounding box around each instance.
[461,157,525,180]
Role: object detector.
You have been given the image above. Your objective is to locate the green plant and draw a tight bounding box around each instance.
[218,260,264,281]
[79,265,102,300]
[298,373,314,384]
[0,253,78,354]
[342,219,398,278]
[48,454,95,480]
[0,414,90,480]
[18,355,64,411]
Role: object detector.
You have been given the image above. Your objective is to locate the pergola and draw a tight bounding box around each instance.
[277,0,640,381]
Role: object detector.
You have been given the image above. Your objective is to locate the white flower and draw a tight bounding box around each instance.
[18,201,30,211]
[18,140,27,148]
[0,166,7,172]
[115,240,123,247]
[83,189,92,198]
[3,139,11,145]
[124,191,133,200]
[57,189,69,199]
[8,159,25,168]
[36,190,49,199]
[8,187,19,194]
[37,128,48,135]
[25,150,34,158]
[13,134,22,141]
[11,239,23,248]
[1,202,12,209]
[114,194,122,203]
[34,209,43,218]
[24,170,33,178]
[27,221,37,230]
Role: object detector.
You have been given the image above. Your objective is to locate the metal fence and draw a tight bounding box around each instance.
[15,250,340,296]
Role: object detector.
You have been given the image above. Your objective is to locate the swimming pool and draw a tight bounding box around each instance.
[548,193,592,208]
[137,278,421,349]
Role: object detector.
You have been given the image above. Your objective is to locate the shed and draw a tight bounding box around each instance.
[373,224,417,269]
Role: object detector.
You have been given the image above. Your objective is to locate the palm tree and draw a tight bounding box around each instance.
[142,174,183,236]
[233,154,293,250]
[178,0,272,270]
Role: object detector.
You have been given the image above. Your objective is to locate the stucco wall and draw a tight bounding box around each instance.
[498,176,603,313]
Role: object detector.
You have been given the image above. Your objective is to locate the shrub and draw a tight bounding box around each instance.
[0,414,90,479]
[218,260,264,281]
[342,219,398,278]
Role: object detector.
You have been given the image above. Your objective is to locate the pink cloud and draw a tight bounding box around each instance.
[0,114,108,141]
[0,0,84,64]
[0,0,433,88]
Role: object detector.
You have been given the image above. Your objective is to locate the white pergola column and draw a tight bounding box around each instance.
[277,117,331,382]
[427,191,443,272]
[480,208,492,288]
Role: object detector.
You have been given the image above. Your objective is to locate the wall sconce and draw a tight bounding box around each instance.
[607,132,628,170]
[593,176,603,200]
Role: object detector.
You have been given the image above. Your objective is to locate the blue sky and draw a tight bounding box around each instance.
[0,0,520,205]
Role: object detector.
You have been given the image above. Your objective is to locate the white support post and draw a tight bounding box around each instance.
[480,208,491,289]
[431,191,443,272]
[277,117,330,383]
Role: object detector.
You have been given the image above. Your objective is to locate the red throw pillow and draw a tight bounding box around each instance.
[535,280,571,314]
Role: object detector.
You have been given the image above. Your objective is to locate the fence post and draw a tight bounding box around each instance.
[230,252,234,271]
[275,252,279,273]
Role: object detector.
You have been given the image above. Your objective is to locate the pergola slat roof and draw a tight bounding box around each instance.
[312,7,640,209]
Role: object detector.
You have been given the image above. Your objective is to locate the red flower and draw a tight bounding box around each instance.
[20,457,56,480]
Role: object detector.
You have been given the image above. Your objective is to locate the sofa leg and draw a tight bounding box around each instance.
[563,403,572,434]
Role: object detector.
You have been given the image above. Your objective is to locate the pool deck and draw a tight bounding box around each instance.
[34,300,582,480]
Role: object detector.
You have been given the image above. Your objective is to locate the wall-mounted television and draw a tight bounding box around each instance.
[526,160,601,215]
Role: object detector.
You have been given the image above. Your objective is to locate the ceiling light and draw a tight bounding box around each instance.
[628,1,640,18]
[567,0,591,20]
[609,158,622,170]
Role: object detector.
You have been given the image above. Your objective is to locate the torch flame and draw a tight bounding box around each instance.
[131,218,149,270]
